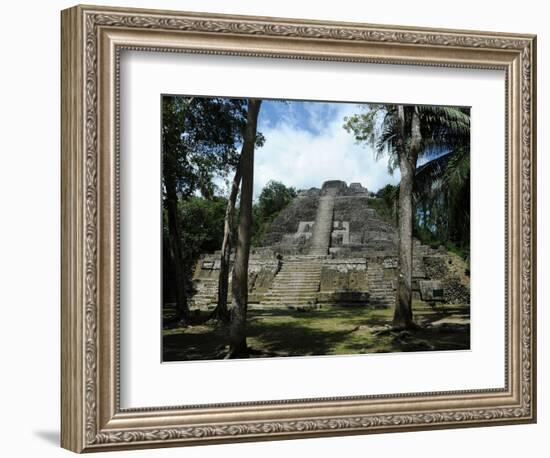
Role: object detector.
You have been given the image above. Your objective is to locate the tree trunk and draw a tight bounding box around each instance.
[228,99,262,357]
[165,182,190,323]
[213,161,242,323]
[393,106,421,329]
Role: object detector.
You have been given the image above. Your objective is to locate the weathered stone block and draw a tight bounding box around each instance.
[317,291,369,306]
[419,280,445,301]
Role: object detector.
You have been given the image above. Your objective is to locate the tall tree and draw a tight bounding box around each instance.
[228,99,262,357]
[213,120,265,323]
[344,104,469,329]
[213,159,242,323]
[162,96,247,323]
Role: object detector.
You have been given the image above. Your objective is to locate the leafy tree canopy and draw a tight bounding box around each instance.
[162,96,265,200]
[252,180,297,245]
[257,180,297,218]
[178,196,228,255]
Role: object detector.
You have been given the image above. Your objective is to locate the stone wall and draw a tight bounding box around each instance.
[191,252,280,308]
[318,259,369,306]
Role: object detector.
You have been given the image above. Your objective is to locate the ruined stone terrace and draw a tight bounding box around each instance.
[190,180,470,310]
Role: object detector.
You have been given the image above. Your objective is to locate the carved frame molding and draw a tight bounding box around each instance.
[61,4,536,452]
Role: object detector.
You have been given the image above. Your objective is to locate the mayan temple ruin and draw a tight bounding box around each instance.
[191,180,470,310]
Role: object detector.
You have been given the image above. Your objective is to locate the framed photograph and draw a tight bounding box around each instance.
[61,4,537,453]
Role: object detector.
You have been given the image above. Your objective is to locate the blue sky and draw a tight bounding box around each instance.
[213,99,401,199]
[250,99,400,198]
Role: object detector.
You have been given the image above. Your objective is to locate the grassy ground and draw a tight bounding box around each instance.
[162,301,470,361]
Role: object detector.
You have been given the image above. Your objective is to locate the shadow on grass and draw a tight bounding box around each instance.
[386,325,470,353]
[247,320,356,357]
[163,323,229,361]
[162,304,470,361]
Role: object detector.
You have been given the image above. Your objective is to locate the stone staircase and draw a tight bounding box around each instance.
[309,193,335,255]
[367,262,395,308]
[189,277,218,310]
[259,260,322,308]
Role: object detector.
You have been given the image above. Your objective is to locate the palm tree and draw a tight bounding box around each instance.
[344,104,470,329]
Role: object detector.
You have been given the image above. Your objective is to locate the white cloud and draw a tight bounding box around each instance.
[253,104,399,198]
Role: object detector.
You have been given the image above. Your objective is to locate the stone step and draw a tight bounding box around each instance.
[270,283,319,288]
[259,257,323,307]
[278,267,322,272]
[267,287,319,291]
[267,287,319,293]
[276,271,321,275]
[279,267,322,272]
[279,265,321,269]
[266,289,318,294]
[270,285,318,289]
[274,271,321,275]
[274,275,320,280]
[271,282,320,287]
[271,275,320,281]
[277,275,321,279]
[309,194,336,256]
[269,285,319,290]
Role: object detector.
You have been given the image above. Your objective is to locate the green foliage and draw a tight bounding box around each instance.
[414,148,470,258]
[162,96,249,199]
[178,196,227,255]
[163,196,227,303]
[367,184,399,225]
[257,180,297,218]
[376,184,399,212]
[344,104,399,173]
[251,180,297,245]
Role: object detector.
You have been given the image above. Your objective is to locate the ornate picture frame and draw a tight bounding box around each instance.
[61,4,536,453]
